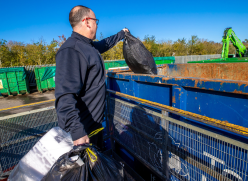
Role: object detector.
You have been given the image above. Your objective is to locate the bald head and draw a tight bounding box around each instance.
[69,5,91,28]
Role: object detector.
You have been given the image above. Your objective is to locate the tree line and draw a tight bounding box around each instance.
[0,34,247,67]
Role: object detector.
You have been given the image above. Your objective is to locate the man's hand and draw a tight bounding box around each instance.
[123,28,129,32]
[73,135,90,146]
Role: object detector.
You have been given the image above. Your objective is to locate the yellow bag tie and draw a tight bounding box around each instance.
[86,127,104,162]
[86,148,97,162]
[88,127,104,138]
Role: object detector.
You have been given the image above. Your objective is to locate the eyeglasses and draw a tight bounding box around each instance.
[82,17,99,25]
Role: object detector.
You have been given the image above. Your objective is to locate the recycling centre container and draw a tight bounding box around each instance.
[0,67,30,96]
[106,62,248,180]
[34,66,56,93]
[188,57,248,63]
[104,60,128,70]
[153,56,175,64]
[107,63,248,126]
[104,56,175,70]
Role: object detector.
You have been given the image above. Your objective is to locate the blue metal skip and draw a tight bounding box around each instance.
[106,63,248,181]
[107,63,248,130]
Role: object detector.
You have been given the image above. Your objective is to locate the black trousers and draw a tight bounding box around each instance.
[89,130,103,151]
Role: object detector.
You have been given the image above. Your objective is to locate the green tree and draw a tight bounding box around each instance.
[0,40,10,67]
[173,38,187,56]
[143,35,159,56]
[157,40,173,57]
[188,35,200,55]
[242,39,248,48]
[9,42,26,66]
[44,40,58,64]
[56,35,67,47]
[25,41,45,65]
[0,34,234,66]
[243,39,248,43]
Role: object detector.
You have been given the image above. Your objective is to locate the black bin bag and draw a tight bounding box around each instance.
[123,31,157,74]
[42,144,125,181]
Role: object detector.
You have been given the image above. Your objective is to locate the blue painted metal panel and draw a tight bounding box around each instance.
[135,81,172,106]
[108,77,131,95]
[185,88,248,127]
[107,65,248,128]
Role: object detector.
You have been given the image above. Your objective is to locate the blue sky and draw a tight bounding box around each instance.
[1,0,247,44]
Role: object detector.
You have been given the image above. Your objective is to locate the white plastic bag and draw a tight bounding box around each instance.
[8,127,73,181]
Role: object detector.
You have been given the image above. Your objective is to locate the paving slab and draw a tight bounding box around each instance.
[0,90,55,117]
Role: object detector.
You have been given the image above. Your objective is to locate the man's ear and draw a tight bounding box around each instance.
[86,19,91,28]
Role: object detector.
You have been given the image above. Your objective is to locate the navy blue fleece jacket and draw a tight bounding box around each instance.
[55,30,125,141]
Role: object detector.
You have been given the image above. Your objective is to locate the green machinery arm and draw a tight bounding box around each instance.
[221,28,247,58]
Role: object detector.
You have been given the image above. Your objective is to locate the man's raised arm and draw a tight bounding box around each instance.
[93,28,129,54]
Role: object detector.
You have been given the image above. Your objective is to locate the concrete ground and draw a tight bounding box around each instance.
[0,90,55,117]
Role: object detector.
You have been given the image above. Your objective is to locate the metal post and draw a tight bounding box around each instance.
[15,71,20,95]
[107,92,115,152]
[5,72,10,96]
[105,93,110,138]
[161,110,169,180]
[36,68,42,93]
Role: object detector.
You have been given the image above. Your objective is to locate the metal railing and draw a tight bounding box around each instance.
[1,90,248,180]
[175,54,221,63]
[106,91,248,181]
[0,106,57,178]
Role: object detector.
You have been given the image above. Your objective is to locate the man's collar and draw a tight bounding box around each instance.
[71,31,94,45]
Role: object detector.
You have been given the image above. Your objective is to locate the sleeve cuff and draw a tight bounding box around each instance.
[70,126,87,141]
[119,30,125,40]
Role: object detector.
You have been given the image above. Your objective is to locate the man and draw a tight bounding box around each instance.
[55,5,128,150]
